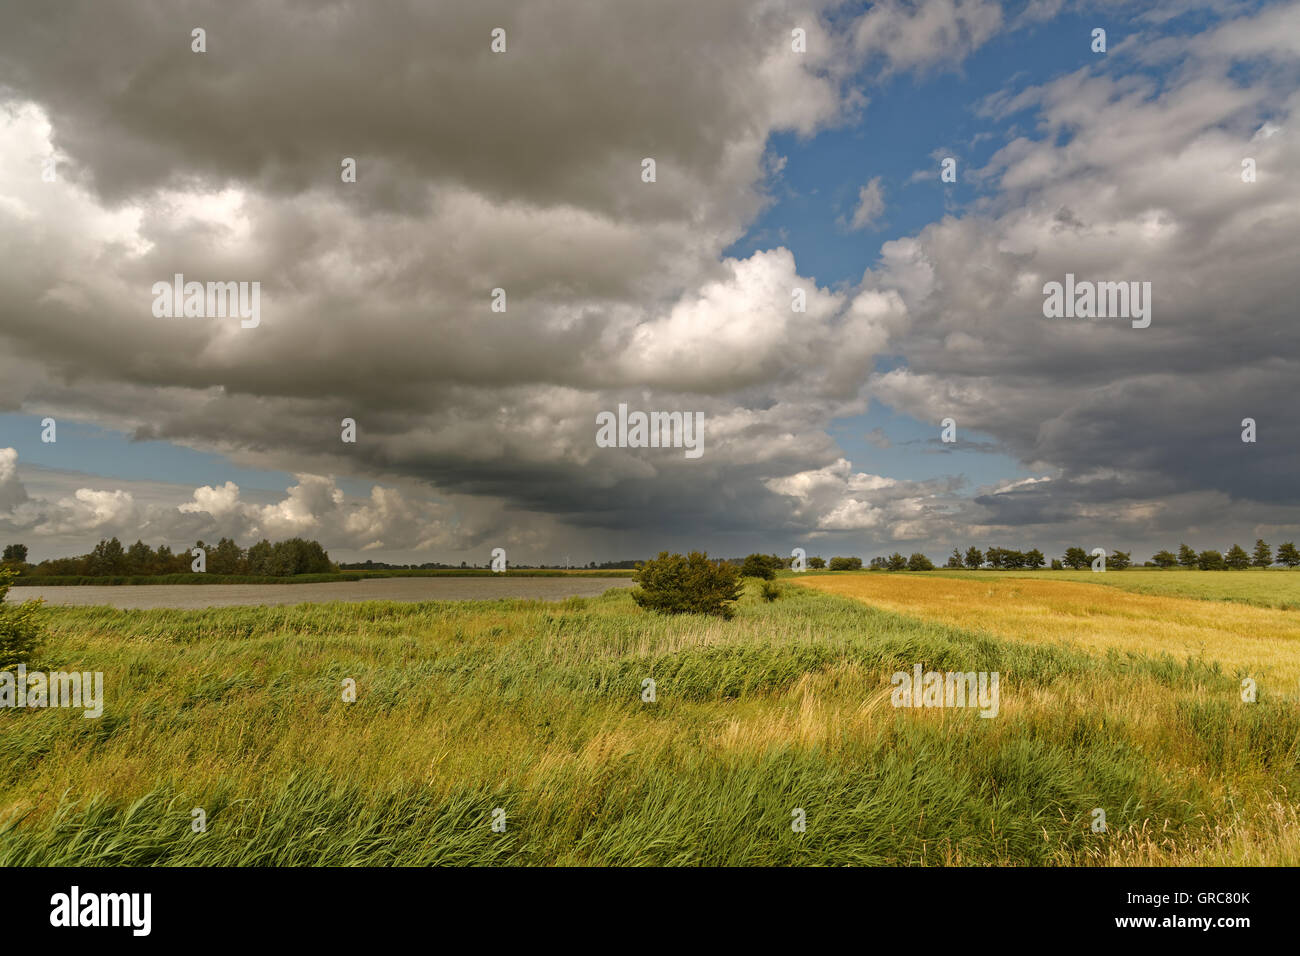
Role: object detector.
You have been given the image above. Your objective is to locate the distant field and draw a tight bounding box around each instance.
[928,568,1300,610]
[2,582,1296,866]
[795,572,1300,688]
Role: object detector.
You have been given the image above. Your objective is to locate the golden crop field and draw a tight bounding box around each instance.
[795,572,1300,690]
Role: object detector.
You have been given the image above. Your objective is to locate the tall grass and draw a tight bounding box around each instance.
[1,583,1295,865]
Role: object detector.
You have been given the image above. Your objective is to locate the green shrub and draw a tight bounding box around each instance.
[631,552,743,619]
[759,580,780,602]
[0,569,46,668]
[828,556,862,571]
[739,553,779,580]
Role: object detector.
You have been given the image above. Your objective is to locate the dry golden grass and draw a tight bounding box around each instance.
[795,574,1300,689]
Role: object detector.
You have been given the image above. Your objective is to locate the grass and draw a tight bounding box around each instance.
[1,580,1297,866]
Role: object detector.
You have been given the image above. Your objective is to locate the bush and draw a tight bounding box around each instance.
[758,580,780,602]
[0,569,46,668]
[828,556,862,571]
[906,552,934,571]
[739,553,779,580]
[631,552,743,620]
[807,556,826,569]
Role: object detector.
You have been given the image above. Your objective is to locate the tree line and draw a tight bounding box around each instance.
[1,537,336,577]
[723,538,1300,575]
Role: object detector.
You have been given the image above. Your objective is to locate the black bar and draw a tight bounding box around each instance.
[3,865,1282,942]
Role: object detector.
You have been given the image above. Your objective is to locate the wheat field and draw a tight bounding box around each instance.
[795,571,1300,688]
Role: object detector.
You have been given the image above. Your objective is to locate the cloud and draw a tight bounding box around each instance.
[852,0,1004,76]
[765,457,962,538]
[0,448,475,559]
[861,4,1300,552]
[0,1,1294,563]
[847,177,886,231]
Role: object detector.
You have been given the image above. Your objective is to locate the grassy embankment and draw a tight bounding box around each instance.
[2,575,1296,865]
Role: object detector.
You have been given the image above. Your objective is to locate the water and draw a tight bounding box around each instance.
[5,577,635,610]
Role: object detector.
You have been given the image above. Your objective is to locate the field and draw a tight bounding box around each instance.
[799,570,1300,687]
[1,573,1297,866]
[931,567,1300,611]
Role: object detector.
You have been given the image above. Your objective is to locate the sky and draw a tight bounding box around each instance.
[0,0,1297,565]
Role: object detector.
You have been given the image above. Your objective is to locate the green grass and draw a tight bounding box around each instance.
[1,582,1296,865]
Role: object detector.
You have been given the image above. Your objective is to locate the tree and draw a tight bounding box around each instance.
[964,546,983,569]
[630,551,743,620]
[1197,549,1226,571]
[739,553,778,580]
[2,544,28,564]
[279,538,334,575]
[155,544,185,574]
[1002,550,1027,570]
[1277,542,1300,568]
[88,537,128,576]
[868,556,888,570]
[1108,550,1131,570]
[207,537,246,575]
[245,539,274,575]
[985,547,1005,570]
[1177,543,1198,569]
[886,552,907,572]
[945,548,963,569]
[1252,539,1272,568]
[1025,548,1045,569]
[1062,547,1090,570]
[125,540,155,575]
[1152,549,1178,568]
[829,556,863,571]
[907,552,934,571]
[1225,544,1250,570]
[807,556,826,569]
[1050,559,1064,570]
